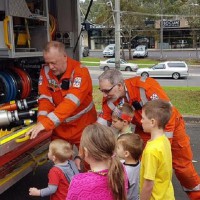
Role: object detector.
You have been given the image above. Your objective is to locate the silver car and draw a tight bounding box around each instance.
[136,61,189,79]
[133,45,148,58]
[102,44,115,57]
[99,58,138,71]
[82,46,89,57]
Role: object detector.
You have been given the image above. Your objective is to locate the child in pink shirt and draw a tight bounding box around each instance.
[66,123,128,200]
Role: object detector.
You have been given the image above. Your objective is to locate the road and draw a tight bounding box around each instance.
[90,49,200,60]
[89,67,200,86]
[0,122,199,200]
[173,122,200,200]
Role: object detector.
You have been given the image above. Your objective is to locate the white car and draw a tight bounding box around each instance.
[133,45,148,58]
[136,61,189,79]
[99,58,138,71]
[103,44,115,57]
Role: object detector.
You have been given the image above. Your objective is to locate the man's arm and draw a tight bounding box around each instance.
[140,179,154,200]
[39,67,92,131]
[97,98,114,126]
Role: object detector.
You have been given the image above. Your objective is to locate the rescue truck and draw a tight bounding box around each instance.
[0,0,81,194]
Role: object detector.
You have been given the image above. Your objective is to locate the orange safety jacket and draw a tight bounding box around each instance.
[97,76,200,195]
[37,57,97,144]
[97,76,183,143]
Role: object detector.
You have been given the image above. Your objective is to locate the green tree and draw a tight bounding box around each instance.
[80,0,200,60]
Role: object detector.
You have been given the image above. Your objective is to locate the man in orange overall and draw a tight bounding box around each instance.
[26,41,97,148]
[97,69,200,200]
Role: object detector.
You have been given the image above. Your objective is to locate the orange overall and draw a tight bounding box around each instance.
[37,57,97,146]
[97,76,200,199]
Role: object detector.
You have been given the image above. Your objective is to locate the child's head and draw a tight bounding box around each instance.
[117,133,143,161]
[80,123,126,200]
[142,99,172,133]
[112,102,134,131]
[80,123,116,162]
[48,139,73,163]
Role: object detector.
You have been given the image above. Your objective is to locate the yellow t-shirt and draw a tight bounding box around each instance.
[140,135,175,200]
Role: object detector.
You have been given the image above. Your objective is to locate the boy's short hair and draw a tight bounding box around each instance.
[112,102,134,122]
[143,99,172,129]
[49,139,73,162]
[117,133,143,161]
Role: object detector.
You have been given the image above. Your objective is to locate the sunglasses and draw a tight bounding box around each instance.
[99,84,117,94]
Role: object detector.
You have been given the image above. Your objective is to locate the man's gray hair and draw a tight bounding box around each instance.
[98,69,124,85]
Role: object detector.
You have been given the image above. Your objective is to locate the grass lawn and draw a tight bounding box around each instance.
[93,86,200,115]
[81,57,100,62]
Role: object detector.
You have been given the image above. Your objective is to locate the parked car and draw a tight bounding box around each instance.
[133,45,148,58]
[82,46,89,57]
[99,58,138,71]
[136,61,189,79]
[103,44,115,57]
[173,40,189,48]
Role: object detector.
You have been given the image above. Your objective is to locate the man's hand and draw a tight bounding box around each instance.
[26,122,45,139]
[29,187,40,196]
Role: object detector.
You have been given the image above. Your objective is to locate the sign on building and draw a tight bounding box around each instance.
[162,20,180,28]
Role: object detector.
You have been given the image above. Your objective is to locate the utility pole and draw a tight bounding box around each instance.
[114,0,120,70]
[106,1,115,25]
[160,0,163,59]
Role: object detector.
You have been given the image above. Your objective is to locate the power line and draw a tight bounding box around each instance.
[79,4,113,26]
[120,11,200,18]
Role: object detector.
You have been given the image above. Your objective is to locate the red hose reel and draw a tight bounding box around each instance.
[0,67,32,104]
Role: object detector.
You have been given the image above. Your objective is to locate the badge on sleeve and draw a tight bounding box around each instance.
[38,75,43,85]
[73,77,82,88]
[150,93,159,100]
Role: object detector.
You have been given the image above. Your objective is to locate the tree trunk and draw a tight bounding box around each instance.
[128,37,132,60]
[121,45,125,60]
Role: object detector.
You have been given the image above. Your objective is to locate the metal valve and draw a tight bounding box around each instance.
[0,110,37,127]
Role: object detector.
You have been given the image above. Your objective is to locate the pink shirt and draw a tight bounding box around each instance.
[67,169,128,200]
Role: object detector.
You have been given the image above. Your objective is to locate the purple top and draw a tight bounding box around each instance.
[67,169,128,200]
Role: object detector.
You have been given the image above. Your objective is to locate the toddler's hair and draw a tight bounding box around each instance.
[117,133,143,160]
[49,139,73,162]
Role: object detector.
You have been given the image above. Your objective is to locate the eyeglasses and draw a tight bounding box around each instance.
[99,84,117,94]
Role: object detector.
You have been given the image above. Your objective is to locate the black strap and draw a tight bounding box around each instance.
[73,0,94,56]
[132,101,143,110]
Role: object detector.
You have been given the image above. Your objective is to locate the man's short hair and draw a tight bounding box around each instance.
[43,41,66,55]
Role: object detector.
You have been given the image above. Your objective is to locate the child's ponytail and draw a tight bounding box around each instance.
[108,156,127,200]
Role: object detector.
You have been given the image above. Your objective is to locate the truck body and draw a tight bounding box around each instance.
[0,0,81,194]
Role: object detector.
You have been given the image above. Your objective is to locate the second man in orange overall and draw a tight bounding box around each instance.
[97,69,200,200]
